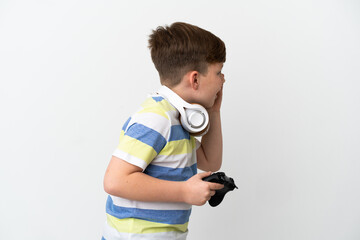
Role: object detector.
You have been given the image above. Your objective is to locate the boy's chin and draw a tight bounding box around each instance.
[194,99,214,109]
[204,101,215,109]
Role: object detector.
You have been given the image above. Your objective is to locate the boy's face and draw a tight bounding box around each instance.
[197,62,225,108]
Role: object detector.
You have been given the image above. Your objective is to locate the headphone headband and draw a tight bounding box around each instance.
[157,86,210,136]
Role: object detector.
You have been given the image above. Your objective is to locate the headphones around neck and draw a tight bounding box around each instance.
[157,85,210,137]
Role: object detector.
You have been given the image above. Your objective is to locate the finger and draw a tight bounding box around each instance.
[197,171,212,179]
[219,86,224,94]
[209,182,224,190]
[210,190,216,196]
[216,91,222,99]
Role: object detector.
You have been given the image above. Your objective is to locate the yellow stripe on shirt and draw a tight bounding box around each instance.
[159,137,196,156]
[117,135,158,165]
[106,214,188,234]
[137,107,169,120]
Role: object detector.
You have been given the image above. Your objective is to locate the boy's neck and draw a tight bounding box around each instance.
[169,84,194,104]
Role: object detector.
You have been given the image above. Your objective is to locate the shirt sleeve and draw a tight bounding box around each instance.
[195,137,201,150]
[113,112,170,170]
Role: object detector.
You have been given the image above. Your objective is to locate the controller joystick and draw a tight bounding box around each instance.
[202,172,238,207]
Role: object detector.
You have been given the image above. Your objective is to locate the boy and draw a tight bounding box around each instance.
[102,22,226,240]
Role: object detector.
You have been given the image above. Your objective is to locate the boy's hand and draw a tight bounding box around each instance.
[209,85,224,113]
[182,171,224,206]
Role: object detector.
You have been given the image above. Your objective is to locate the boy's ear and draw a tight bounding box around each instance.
[189,71,199,90]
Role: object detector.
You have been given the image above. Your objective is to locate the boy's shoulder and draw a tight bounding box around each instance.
[123,94,178,140]
[135,94,176,121]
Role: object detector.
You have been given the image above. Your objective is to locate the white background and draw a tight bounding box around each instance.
[1,0,360,239]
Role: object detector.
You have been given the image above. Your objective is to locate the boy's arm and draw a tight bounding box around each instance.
[197,88,223,172]
[104,155,223,206]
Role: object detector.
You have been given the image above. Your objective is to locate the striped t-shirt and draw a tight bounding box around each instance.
[102,93,200,240]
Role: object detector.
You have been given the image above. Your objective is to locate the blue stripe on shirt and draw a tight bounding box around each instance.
[144,163,197,181]
[106,196,191,225]
[152,96,164,102]
[125,123,167,153]
[121,117,131,131]
[169,125,190,141]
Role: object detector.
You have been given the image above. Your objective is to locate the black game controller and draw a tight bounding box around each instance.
[202,172,238,207]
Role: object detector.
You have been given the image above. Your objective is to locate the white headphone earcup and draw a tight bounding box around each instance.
[157,85,210,136]
[181,105,209,136]
[192,122,210,137]
[185,109,206,128]
[179,112,210,137]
